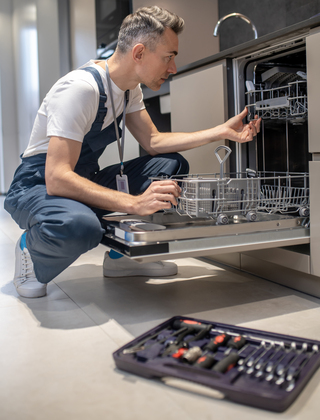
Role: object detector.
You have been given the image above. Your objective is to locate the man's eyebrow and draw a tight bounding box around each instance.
[168,50,178,56]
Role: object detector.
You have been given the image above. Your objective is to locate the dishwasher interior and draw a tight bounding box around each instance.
[234,37,311,175]
[101,37,311,262]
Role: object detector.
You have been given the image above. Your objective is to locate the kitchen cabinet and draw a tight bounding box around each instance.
[170,61,228,174]
[305,31,320,278]
[310,161,320,276]
[306,30,320,154]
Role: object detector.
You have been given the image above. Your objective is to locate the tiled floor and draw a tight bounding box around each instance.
[1,195,320,419]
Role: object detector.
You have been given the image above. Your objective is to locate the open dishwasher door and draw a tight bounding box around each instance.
[101,211,309,263]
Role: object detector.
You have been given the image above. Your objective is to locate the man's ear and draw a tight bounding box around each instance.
[132,43,145,63]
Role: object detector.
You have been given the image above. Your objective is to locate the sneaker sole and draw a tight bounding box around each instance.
[103,267,178,278]
[16,285,47,298]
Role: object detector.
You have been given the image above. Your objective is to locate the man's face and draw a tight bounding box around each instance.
[139,28,179,91]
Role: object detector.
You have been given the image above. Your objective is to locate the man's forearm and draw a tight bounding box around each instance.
[128,108,259,157]
[45,136,181,216]
[149,125,225,155]
[47,171,182,216]
[47,169,137,213]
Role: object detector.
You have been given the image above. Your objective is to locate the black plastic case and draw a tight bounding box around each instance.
[113,315,320,412]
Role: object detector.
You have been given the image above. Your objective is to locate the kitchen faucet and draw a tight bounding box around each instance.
[213,13,258,39]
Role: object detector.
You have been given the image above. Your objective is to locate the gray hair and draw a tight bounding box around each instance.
[116,6,185,54]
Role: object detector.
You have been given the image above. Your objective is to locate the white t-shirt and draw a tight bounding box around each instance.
[23,60,145,158]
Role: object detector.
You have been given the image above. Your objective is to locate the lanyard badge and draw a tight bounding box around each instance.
[105,62,130,193]
[116,174,129,194]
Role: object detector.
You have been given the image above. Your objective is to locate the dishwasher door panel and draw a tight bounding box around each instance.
[101,212,309,263]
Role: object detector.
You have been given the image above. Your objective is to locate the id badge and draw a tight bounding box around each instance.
[116,174,129,194]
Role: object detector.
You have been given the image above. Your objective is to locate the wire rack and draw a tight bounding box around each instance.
[152,146,309,224]
[245,79,308,121]
[175,175,260,222]
[172,171,309,223]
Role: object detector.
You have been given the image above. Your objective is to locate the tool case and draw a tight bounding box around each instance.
[113,315,320,412]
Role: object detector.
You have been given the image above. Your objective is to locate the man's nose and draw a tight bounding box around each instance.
[168,59,177,75]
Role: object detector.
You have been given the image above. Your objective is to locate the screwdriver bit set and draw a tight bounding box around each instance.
[113,316,320,412]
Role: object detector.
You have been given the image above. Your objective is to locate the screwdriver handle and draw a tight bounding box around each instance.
[194,354,216,369]
[227,335,246,350]
[212,353,240,373]
[203,334,231,352]
[176,328,195,343]
[187,324,213,343]
[172,319,211,332]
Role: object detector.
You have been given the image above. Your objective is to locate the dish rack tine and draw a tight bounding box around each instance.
[215,145,232,179]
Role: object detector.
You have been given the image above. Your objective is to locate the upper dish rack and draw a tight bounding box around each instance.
[245,67,308,122]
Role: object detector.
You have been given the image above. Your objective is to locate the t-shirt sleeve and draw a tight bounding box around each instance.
[127,84,145,114]
[46,78,98,142]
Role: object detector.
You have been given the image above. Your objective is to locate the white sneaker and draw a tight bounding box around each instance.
[103,252,178,277]
[13,236,47,298]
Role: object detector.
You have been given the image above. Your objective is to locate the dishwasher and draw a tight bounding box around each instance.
[101,145,309,262]
[101,33,313,264]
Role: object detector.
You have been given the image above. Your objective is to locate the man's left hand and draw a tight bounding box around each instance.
[222,107,261,143]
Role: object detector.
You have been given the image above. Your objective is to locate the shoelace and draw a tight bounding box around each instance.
[21,249,35,283]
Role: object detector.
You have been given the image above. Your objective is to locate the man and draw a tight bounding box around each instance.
[5,6,260,298]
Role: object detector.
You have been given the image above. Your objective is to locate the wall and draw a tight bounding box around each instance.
[12,0,40,160]
[132,0,219,69]
[37,0,61,100]
[69,0,96,69]
[0,0,19,193]
[0,0,64,193]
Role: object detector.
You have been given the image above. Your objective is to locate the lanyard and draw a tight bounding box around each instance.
[105,62,128,176]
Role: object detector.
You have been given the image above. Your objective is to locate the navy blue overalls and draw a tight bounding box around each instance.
[4,67,189,284]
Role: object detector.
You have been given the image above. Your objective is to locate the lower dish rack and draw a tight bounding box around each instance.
[157,146,309,224]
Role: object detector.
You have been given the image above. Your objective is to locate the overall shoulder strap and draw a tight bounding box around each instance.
[81,67,107,130]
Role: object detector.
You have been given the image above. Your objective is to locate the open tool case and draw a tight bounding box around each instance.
[113,316,320,412]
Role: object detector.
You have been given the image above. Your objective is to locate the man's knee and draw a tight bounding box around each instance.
[38,207,104,252]
[64,211,104,249]
[157,153,189,177]
[175,153,189,175]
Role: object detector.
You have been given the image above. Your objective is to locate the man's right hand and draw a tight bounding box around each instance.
[132,180,181,216]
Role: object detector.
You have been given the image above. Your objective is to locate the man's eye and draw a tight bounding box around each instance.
[166,56,173,62]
